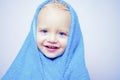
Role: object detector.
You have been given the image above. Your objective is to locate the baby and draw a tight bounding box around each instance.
[36,2,71,59]
[2,0,90,80]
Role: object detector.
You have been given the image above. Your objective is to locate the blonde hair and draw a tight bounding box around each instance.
[42,0,69,11]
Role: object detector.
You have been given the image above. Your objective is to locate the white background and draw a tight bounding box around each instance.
[0,0,120,80]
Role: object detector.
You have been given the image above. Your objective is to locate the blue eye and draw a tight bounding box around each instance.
[41,30,47,33]
[59,32,66,36]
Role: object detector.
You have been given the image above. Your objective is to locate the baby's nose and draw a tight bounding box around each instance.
[47,34,57,44]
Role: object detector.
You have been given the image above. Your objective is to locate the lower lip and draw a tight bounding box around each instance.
[45,47,58,52]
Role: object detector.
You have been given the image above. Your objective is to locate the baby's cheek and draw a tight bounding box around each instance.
[60,38,68,48]
[36,36,43,45]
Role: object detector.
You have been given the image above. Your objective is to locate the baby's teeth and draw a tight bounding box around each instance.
[51,46,55,48]
[46,45,58,49]
[50,46,56,49]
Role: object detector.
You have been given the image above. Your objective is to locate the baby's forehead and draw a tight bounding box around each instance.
[42,1,69,11]
[37,1,71,19]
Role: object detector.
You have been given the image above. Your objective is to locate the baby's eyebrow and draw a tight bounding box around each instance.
[37,26,48,30]
[37,25,47,28]
[58,29,69,33]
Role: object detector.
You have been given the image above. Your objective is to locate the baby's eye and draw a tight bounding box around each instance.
[59,32,66,36]
[40,30,48,33]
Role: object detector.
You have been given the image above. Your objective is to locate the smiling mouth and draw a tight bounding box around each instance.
[45,45,59,49]
[44,45,59,52]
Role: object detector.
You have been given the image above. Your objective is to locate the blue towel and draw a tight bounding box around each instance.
[2,0,90,80]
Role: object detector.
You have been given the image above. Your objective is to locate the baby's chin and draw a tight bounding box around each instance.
[43,52,65,60]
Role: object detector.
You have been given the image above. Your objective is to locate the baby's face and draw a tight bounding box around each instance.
[36,4,71,59]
